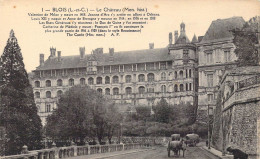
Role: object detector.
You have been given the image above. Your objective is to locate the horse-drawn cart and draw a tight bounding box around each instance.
[167,134,185,157]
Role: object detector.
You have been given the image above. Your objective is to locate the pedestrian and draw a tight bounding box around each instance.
[226,146,248,159]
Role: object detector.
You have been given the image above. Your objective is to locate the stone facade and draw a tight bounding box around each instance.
[31,23,198,125]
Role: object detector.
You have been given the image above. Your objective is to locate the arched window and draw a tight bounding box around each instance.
[35,92,40,98]
[161,85,166,93]
[125,75,131,83]
[138,86,145,94]
[161,72,166,81]
[97,77,102,84]
[179,70,183,78]
[105,88,110,95]
[147,73,155,82]
[88,77,94,85]
[125,87,132,95]
[105,76,110,84]
[186,83,189,91]
[113,88,119,95]
[80,78,85,85]
[189,69,192,77]
[69,79,74,86]
[46,80,51,87]
[57,79,63,86]
[97,88,102,94]
[180,84,184,92]
[138,74,145,82]
[113,76,119,83]
[174,71,178,79]
[174,84,178,92]
[46,91,51,98]
[35,81,40,88]
[57,90,63,97]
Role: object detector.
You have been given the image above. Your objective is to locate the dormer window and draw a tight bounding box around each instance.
[88,61,93,66]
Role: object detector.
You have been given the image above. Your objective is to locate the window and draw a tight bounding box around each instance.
[35,92,40,98]
[138,74,145,82]
[208,94,214,102]
[160,63,166,69]
[189,69,192,77]
[180,84,184,92]
[57,79,63,86]
[147,88,154,93]
[179,71,183,78]
[45,104,51,112]
[69,79,74,86]
[97,77,102,84]
[125,75,131,83]
[46,91,51,98]
[46,80,51,87]
[186,83,189,91]
[105,88,110,95]
[80,78,85,85]
[174,71,178,79]
[57,90,63,97]
[186,70,188,78]
[183,50,189,64]
[189,83,192,91]
[138,86,145,94]
[125,87,132,95]
[113,76,119,83]
[88,68,93,72]
[113,88,119,95]
[206,52,213,63]
[161,72,166,81]
[174,84,178,92]
[88,77,94,85]
[161,85,166,93]
[105,76,110,84]
[97,88,102,94]
[224,50,231,62]
[207,74,213,87]
[35,81,40,88]
[147,73,155,82]
[88,61,93,66]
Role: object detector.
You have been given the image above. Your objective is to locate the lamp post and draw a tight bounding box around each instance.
[222,100,225,156]
[207,104,211,149]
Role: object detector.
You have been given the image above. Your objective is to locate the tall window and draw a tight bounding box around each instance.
[113,88,119,95]
[224,50,231,62]
[57,79,63,86]
[46,80,51,87]
[45,104,51,112]
[138,86,145,94]
[46,91,51,98]
[138,74,145,82]
[179,71,183,78]
[69,79,74,86]
[97,77,102,84]
[125,87,132,95]
[189,69,192,77]
[147,73,155,82]
[186,83,189,91]
[88,77,94,85]
[180,84,184,92]
[35,81,40,88]
[161,85,166,93]
[174,71,178,79]
[105,76,110,84]
[161,72,166,81]
[183,49,189,64]
[97,88,102,94]
[113,76,119,83]
[57,90,63,97]
[189,83,192,91]
[174,84,178,92]
[206,52,213,63]
[207,74,213,87]
[208,94,213,102]
[35,92,40,98]
[105,88,110,95]
[125,75,131,83]
[80,78,85,85]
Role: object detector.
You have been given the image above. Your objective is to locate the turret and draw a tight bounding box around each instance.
[40,54,44,66]
[50,47,56,57]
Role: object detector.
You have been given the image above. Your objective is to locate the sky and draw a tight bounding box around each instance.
[0,0,259,72]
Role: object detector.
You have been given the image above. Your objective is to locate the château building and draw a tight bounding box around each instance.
[31,22,198,124]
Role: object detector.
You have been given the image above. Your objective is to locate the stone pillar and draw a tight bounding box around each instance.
[123,65,124,72]
[51,70,52,76]
[132,64,134,71]
[145,63,146,71]
[136,64,137,71]
[110,66,111,73]
[103,66,104,73]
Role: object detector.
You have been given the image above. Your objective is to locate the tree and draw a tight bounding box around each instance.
[232,16,259,66]
[135,105,151,120]
[153,98,173,123]
[0,30,42,155]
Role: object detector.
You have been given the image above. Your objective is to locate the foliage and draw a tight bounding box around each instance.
[135,105,151,120]
[232,16,259,66]
[45,85,122,145]
[0,30,42,155]
[153,98,174,123]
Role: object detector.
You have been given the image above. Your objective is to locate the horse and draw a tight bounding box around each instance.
[167,138,186,157]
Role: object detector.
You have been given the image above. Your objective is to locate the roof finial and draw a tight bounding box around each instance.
[10,29,15,37]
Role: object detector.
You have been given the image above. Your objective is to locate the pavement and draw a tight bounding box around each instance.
[201,146,233,159]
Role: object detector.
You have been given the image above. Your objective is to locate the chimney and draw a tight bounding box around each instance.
[50,47,56,57]
[174,31,178,43]
[169,32,173,44]
[149,43,154,49]
[57,51,61,62]
[40,54,44,66]
[80,47,85,59]
[109,48,114,56]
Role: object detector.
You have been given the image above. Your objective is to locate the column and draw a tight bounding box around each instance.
[55,70,56,76]
[103,66,104,73]
[132,64,134,71]
[110,66,111,73]
[154,62,156,70]
[62,69,64,76]
[40,71,42,77]
[136,64,138,71]
[51,70,52,76]
[119,65,121,72]
[159,62,161,70]
[123,65,124,72]
[144,63,146,71]
[166,62,168,69]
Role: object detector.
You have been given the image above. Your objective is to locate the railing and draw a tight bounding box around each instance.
[1,143,144,159]
[238,75,260,89]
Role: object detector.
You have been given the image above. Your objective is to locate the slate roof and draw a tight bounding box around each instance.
[175,32,190,44]
[200,17,245,44]
[35,48,171,70]
[191,34,198,43]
